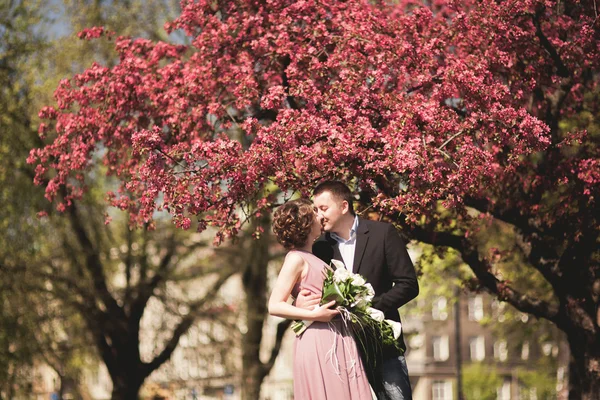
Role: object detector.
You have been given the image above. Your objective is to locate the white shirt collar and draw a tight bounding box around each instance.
[330,215,359,244]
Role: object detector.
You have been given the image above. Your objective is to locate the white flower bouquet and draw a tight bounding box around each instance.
[291,260,402,353]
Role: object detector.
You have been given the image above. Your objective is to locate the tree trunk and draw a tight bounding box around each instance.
[567,335,600,400]
[241,216,271,400]
[58,373,65,400]
[110,376,142,400]
[242,363,267,400]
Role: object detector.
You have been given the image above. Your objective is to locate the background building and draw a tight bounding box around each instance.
[404,292,568,400]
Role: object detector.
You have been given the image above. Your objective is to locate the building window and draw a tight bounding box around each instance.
[541,342,554,357]
[497,380,511,400]
[521,341,530,360]
[557,366,566,392]
[469,336,485,361]
[494,340,508,362]
[432,335,450,361]
[432,296,448,320]
[468,295,484,321]
[409,333,424,349]
[432,380,453,400]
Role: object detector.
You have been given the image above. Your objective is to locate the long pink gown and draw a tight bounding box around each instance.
[290,250,372,400]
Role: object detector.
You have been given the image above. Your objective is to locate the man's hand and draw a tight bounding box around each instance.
[294,289,321,310]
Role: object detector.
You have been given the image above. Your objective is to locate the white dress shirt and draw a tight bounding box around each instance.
[330,216,359,272]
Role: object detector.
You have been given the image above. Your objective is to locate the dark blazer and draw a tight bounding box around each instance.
[313,217,419,352]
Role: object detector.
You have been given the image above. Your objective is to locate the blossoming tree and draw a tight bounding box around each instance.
[29,0,599,398]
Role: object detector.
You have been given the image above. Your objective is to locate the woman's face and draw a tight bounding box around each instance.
[309,207,324,241]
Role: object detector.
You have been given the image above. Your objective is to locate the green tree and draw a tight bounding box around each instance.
[518,363,558,400]
[463,363,503,400]
[0,289,36,399]
[1,2,238,399]
[0,1,51,397]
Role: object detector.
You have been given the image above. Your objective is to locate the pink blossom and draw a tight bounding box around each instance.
[28,0,598,240]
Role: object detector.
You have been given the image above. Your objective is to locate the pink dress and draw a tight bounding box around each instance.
[291,250,372,400]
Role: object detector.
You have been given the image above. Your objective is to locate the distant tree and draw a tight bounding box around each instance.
[518,362,560,400]
[1,1,50,396]
[463,363,503,400]
[237,213,289,400]
[1,2,242,400]
[0,287,36,399]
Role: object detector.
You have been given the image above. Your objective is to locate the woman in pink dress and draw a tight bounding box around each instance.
[269,199,373,399]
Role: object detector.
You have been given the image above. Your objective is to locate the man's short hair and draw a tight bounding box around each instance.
[313,181,355,216]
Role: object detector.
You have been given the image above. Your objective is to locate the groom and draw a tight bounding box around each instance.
[299,180,418,399]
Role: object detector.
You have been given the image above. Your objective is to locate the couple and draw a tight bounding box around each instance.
[268,181,419,399]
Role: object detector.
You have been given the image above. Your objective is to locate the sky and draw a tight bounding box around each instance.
[45,0,71,38]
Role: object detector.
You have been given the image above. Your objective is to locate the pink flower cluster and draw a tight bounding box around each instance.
[29,0,599,238]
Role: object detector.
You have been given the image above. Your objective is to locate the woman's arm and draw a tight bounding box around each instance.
[268,252,338,322]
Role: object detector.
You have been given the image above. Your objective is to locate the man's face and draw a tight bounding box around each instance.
[313,191,347,233]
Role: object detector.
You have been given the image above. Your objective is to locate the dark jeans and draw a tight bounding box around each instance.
[378,355,412,400]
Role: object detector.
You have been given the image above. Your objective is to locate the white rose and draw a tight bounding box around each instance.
[333,267,351,283]
[351,296,369,309]
[367,307,385,322]
[350,299,369,309]
[330,259,346,270]
[385,319,402,339]
[363,283,375,302]
[351,273,366,286]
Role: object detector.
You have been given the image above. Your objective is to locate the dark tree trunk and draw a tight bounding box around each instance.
[567,333,600,400]
[110,374,143,400]
[241,216,271,400]
[57,373,65,400]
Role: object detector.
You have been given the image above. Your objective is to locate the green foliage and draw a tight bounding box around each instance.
[405,214,564,354]
[0,289,36,397]
[0,2,50,396]
[413,243,471,300]
[320,278,347,305]
[517,365,557,400]
[463,363,503,400]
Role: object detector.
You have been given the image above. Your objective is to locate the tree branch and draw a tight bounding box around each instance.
[462,197,567,292]
[33,268,97,309]
[463,196,542,238]
[460,243,560,323]
[407,75,443,94]
[141,268,236,377]
[139,227,150,281]
[129,234,178,321]
[533,7,571,78]
[125,226,134,305]
[280,55,300,110]
[66,201,125,320]
[399,223,562,324]
[555,233,600,336]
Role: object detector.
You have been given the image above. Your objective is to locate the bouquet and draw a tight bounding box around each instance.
[291,260,402,352]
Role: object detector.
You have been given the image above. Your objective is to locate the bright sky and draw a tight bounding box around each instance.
[45,0,71,39]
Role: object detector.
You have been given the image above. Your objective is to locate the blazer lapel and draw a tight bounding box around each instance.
[353,218,369,274]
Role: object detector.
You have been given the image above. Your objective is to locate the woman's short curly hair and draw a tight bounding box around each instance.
[272,199,315,250]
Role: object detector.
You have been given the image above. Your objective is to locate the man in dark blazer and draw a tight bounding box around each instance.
[300,181,418,399]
